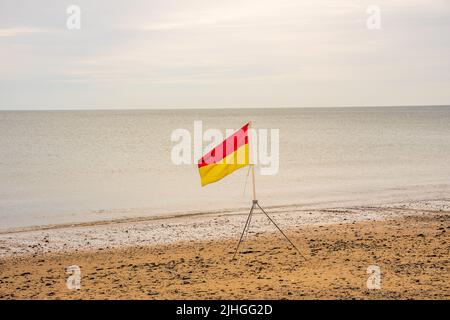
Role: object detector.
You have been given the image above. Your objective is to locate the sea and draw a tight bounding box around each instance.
[1,106,449,230]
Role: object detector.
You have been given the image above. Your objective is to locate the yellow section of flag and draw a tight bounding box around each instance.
[197,123,250,187]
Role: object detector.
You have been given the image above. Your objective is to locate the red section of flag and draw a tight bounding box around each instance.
[198,123,249,168]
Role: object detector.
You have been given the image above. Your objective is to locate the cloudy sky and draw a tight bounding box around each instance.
[0,0,449,109]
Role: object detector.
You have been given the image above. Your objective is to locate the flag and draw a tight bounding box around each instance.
[198,123,250,186]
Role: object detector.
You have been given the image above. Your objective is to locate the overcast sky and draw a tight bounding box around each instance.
[0,0,449,110]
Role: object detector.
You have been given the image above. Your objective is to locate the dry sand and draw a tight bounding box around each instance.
[0,199,448,300]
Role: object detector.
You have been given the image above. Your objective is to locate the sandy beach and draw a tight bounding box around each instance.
[0,199,448,299]
[2,0,450,304]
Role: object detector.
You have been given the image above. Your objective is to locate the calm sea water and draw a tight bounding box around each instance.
[1,106,450,230]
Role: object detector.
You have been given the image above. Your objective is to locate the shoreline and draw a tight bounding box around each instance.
[0,209,448,299]
[3,185,449,234]
[0,199,448,259]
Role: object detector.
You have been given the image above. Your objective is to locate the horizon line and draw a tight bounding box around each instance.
[0,104,450,112]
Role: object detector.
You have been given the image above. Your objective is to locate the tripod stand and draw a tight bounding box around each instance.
[232,166,306,260]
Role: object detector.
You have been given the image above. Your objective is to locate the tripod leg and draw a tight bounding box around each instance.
[257,203,306,260]
[232,203,255,260]
[243,208,254,242]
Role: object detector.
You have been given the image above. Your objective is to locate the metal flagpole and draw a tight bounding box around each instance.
[232,122,306,261]
[232,120,255,260]
[251,165,256,201]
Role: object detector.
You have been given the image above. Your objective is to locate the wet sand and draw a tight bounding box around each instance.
[0,205,448,299]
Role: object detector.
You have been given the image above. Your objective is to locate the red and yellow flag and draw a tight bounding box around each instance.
[198,123,250,186]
